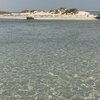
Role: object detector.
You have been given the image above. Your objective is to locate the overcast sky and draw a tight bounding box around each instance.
[0,0,100,12]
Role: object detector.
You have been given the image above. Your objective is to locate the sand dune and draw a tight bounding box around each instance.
[0,9,98,20]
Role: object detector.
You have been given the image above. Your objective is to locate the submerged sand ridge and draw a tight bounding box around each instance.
[0,8,98,20]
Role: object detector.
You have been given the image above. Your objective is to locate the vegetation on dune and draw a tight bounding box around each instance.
[30,10,35,12]
[0,8,79,15]
[49,8,79,15]
[21,10,29,13]
[20,8,79,15]
[66,8,79,14]
[0,11,11,14]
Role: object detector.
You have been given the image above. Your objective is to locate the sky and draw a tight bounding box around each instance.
[0,0,100,12]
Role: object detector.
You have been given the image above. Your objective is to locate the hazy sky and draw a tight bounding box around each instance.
[0,0,100,12]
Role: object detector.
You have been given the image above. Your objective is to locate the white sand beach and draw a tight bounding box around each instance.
[0,15,26,19]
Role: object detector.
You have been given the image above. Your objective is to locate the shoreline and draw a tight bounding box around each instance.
[0,15,26,19]
[34,17,97,20]
[0,15,97,20]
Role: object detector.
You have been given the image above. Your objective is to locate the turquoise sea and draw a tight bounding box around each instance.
[0,19,100,100]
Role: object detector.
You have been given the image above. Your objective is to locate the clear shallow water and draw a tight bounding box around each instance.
[0,19,100,100]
